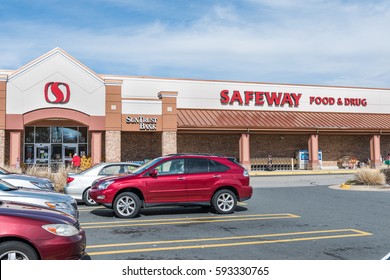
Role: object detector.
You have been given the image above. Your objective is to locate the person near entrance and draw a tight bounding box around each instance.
[72,153,81,169]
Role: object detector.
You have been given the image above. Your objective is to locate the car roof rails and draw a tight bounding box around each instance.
[166,153,234,158]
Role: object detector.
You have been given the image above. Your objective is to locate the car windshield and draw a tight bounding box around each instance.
[78,163,104,175]
[131,158,164,175]
[0,167,10,175]
[0,180,18,191]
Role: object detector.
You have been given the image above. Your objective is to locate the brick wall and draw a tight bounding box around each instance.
[380,135,390,158]
[177,133,240,158]
[121,132,162,161]
[250,134,308,158]
[319,135,371,166]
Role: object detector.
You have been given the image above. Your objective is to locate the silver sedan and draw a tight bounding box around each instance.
[64,162,140,206]
[0,167,54,191]
[0,180,78,218]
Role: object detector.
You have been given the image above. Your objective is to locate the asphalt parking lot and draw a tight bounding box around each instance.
[79,174,390,260]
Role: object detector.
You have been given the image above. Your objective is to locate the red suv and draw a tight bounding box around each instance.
[90,154,252,218]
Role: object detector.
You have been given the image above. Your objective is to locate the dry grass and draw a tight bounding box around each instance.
[3,164,79,193]
[354,168,386,186]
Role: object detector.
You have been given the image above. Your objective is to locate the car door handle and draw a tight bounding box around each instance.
[177,177,186,180]
[213,175,221,178]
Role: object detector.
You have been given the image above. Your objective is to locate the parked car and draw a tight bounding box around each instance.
[90,154,253,218]
[0,180,78,218]
[64,162,140,206]
[0,167,54,191]
[0,200,86,260]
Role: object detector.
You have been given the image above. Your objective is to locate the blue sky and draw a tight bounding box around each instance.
[0,0,389,87]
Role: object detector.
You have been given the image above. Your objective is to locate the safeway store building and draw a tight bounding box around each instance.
[1,48,390,171]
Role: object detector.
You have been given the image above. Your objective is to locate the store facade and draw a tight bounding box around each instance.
[1,48,390,171]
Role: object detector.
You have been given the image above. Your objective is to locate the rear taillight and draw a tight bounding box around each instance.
[243,169,249,177]
[67,177,75,183]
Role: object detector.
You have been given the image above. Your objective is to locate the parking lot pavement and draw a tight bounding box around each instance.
[76,175,390,260]
[77,205,373,260]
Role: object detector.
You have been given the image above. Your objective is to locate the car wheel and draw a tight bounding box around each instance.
[212,189,237,214]
[113,192,141,218]
[0,241,38,260]
[83,189,98,206]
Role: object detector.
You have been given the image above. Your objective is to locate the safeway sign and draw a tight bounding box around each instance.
[220,89,368,108]
[44,82,71,104]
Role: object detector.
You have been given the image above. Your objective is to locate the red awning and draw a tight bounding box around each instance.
[177,109,390,132]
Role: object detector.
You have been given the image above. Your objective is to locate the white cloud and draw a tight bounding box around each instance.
[0,0,390,87]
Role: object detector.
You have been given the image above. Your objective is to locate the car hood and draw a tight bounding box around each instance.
[0,188,73,202]
[92,173,136,188]
[0,173,51,182]
[0,200,77,224]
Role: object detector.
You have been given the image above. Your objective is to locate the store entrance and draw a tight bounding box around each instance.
[35,144,51,165]
[24,126,88,169]
[63,144,78,167]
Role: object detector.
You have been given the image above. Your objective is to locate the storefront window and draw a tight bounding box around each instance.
[79,144,88,157]
[24,145,34,164]
[51,127,63,143]
[51,144,62,161]
[24,126,89,167]
[35,127,50,143]
[25,127,35,143]
[79,127,87,143]
[63,127,78,143]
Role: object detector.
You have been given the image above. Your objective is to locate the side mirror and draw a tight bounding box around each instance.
[149,169,158,178]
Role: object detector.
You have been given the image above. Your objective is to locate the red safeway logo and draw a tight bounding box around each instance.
[44,82,70,104]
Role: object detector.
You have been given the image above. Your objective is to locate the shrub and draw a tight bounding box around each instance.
[80,156,92,171]
[354,168,386,186]
[381,168,390,184]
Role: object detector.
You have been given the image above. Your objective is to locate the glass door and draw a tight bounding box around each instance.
[35,144,51,166]
[63,144,78,167]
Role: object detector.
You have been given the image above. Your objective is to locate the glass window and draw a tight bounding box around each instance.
[63,127,78,143]
[64,146,77,158]
[187,158,209,174]
[35,127,50,143]
[51,144,62,161]
[209,160,230,172]
[126,164,139,173]
[99,165,121,176]
[36,146,49,163]
[51,127,63,143]
[24,145,34,164]
[25,127,35,143]
[156,159,185,175]
[79,144,88,157]
[79,127,87,143]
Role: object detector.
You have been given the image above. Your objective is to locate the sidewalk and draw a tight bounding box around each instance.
[250,169,358,176]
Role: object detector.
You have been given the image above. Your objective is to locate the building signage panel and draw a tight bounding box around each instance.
[6,49,105,116]
[121,78,389,114]
[44,82,70,104]
[122,115,162,132]
[220,90,368,108]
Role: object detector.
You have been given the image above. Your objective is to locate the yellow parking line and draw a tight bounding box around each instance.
[87,228,371,256]
[81,213,300,229]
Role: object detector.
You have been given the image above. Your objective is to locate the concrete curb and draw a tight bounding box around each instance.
[250,169,358,176]
[329,184,390,192]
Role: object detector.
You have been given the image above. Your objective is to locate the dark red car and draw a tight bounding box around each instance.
[90,154,252,218]
[0,200,86,260]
